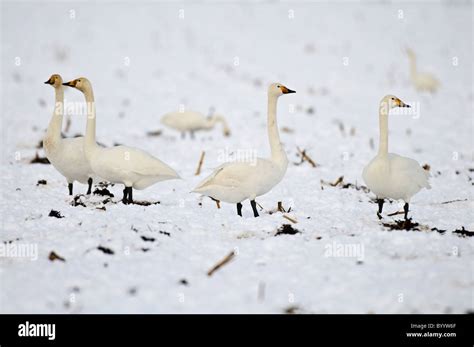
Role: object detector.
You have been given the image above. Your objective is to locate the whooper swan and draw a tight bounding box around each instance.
[63,77,180,204]
[161,110,231,139]
[362,95,431,220]
[192,83,295,217]
[44,74,94,195]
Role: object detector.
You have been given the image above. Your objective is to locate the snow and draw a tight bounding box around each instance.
[1,1,472,313]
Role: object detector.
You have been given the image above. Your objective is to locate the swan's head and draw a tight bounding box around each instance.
[62,77,91,93]
[268,83,296,97]
[44,74,63,88]
[381,95,411,110]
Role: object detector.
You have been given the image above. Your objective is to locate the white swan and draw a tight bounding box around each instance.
[406,48,440,93]
[62,77,180,204]
[362,95,431,219]
[192,83,295,217]
[161,110,231,139]
[43,74,94,195]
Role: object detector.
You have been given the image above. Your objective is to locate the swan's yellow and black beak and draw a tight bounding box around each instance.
[44,78,53,85]
[396,98,411,108]
[280,86,296,94]
[62,80,77,87]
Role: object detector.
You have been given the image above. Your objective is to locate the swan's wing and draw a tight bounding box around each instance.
[388,153,431,189]
[194,162,255,191]
[98,146,179,178]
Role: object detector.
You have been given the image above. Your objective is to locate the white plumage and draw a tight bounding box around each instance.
[161,110,230,138]
[193,83,295,217]
[63,77,180,204]
[362,95,430,219]
[43,74,94,195]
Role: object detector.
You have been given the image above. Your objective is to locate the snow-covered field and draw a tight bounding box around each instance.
[1,1,472,313]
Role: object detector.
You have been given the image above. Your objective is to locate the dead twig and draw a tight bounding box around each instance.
[282,214,298,224]
[330,176,344,187]
[194,151,205,176]
[277,201,286,213]
[207,251,235,276]
[296,147,317,167]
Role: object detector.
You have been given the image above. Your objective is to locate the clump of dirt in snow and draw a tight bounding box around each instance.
[30,152,50,164]
[320,176,369,193]
[71,195,87,207]
[382,219,420,231]
[97,246,114,255]
[37,179,47,186]
[93,187,114,197]
[275,224,300,236]
[453,227,473,237]
[48,251,65,262]
[48,210,64,218]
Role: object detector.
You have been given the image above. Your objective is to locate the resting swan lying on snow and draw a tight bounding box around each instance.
[43,74,94,195]
[161,110,231,139]
[362,95,431,220]
[63,77,180,204]
[192,83,295,217]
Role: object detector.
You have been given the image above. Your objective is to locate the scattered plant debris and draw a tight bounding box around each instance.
[179,279,189,286]
[321,176,369,193]
[441,199,468,205]
[71,195,86,207]
[48,210,64,218]
[159,230,171,237]
[275,224,300,236]
[194,151,205,176]
[382,219,420,231]
[37,179,47,186]
[48,251,65,262]
[132,200,160,206]
[140,235,155,242]
[207,251,235,276]
[295,147,318,167]
[422,164,431,171]
[453,227,473,237]
[97,246,114,255]
[146,130,162,137]
[284,305,302,314]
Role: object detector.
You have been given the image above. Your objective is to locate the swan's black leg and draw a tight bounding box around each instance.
[128,187,133,204]
[377,199,384,219]
[404,203,409,220]
[190,131,195,140]
[250,200,259,218]
[86,178,93,195]
[122,187,129,204]
[236,202,242,217]
[68,183,73,196]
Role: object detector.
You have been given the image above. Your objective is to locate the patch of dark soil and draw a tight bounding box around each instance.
[275,224,300,236]
[453,227,473,237]
[71,195,86,207]
[147,130,163,137]
[30,153,50,164]
[97,246,114,255]
[159,230,170,237]
[37,179,47,186]
[132,200,160,206]
[382,219,420,231]
[140,235,155,242]
[48,210,64,218]
[93,187,114,197]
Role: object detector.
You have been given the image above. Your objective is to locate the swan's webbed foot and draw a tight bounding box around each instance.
[403,203,409,220]
[250,200,259,218]
[236,202,242,217]
[68,183,73,196]
[377,198,384,219]
[86,178,93,195]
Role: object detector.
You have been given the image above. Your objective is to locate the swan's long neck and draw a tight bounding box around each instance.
[83,86,98,158]
[378,105,389,157]
[208,115,230,134]
[45,86,64,144]
[267,94,287,166]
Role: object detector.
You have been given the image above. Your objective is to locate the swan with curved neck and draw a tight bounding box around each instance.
[161,110,231,139]
[192,83,295,217]
[63,77,180,204]
[43,74,93,195]
[362,95,431,220]
[406,48,440,93]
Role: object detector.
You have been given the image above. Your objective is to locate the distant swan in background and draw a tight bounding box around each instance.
[43,74,93,195]
[362,95,431,220]
[63,77,180,204]
[193,83,295,217]
[406,48,440,93]
[161,110,231,139]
